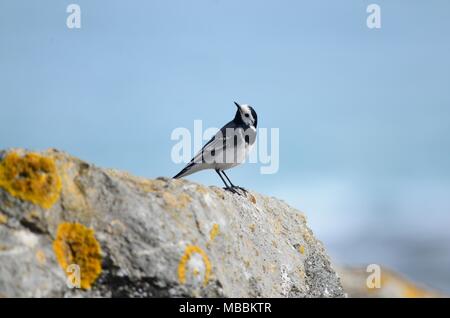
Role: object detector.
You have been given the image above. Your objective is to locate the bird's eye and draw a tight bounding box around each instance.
[245,114,250,118]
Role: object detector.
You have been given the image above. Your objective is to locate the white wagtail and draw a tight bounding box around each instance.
[174,102,257,194]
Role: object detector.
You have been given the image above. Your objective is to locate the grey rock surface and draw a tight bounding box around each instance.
[0,148,344,297]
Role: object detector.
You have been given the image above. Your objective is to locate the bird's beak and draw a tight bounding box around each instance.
[234,101,241,110]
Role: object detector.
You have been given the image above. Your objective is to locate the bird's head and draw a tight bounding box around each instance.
[234,101,257,128]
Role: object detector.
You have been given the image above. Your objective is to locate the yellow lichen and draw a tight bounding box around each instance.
[298,245,305,255]
[248,194,257,204]
[0,213,7,224]
[178,245,211,286]
[0,152,61,209]
[209,223,220,241]
[53,223,102,289]
[162,192,192,210]
[106,170,166,193]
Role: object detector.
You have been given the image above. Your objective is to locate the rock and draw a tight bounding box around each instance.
[0,148,345,297]
[337,266,445,298]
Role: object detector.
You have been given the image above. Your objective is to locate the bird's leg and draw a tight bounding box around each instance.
[221,171,247,193]
[216,170,238,194]
[221,170,236,187]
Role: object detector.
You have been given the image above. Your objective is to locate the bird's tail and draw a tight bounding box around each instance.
[173,162,194,179]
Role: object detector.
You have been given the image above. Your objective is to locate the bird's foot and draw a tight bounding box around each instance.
[233,186,248,194]
[224,187,240,195]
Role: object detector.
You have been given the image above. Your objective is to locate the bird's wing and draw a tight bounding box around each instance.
[191,122,236,164]
[173,122,240,178]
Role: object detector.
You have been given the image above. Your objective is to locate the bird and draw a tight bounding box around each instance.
[173,101,257,194]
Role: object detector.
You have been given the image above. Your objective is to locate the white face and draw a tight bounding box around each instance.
[239,104,256,127]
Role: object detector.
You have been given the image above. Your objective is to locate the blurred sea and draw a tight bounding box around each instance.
[274,178,450,295]
[326,229,450,295]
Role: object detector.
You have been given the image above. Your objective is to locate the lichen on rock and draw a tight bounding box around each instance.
[178,245,211,287]
[209,223,220,241]
[52,222,102,290]
[0,148,345,298]
[0,151,61,209]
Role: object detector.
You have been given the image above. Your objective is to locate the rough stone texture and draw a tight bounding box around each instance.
[0,148,345,298]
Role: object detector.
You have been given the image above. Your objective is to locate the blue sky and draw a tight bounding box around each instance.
[1,1,450,291]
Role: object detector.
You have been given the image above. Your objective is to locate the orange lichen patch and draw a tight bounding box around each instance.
[0,213,7,225]
[209,223,220,241]
[53,223,102,289]
[248,193,257,204]
[162,192,192,210]
[107,170,166,193]
[178,245,211,286]
[35,250,46,265]
[0,152,61,209]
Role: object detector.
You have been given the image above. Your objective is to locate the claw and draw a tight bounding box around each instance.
[230,186,248,194]
[224,187,240,195]
[236,187,248,193]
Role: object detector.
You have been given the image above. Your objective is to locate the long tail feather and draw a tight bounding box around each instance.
[173,163,194,179]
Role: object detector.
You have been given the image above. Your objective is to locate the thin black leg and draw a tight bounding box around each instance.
[221,171,236,187]
[222,171,247,193]
[222,170,236,188]
[216,169,229,188]
[216,170,238,194]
